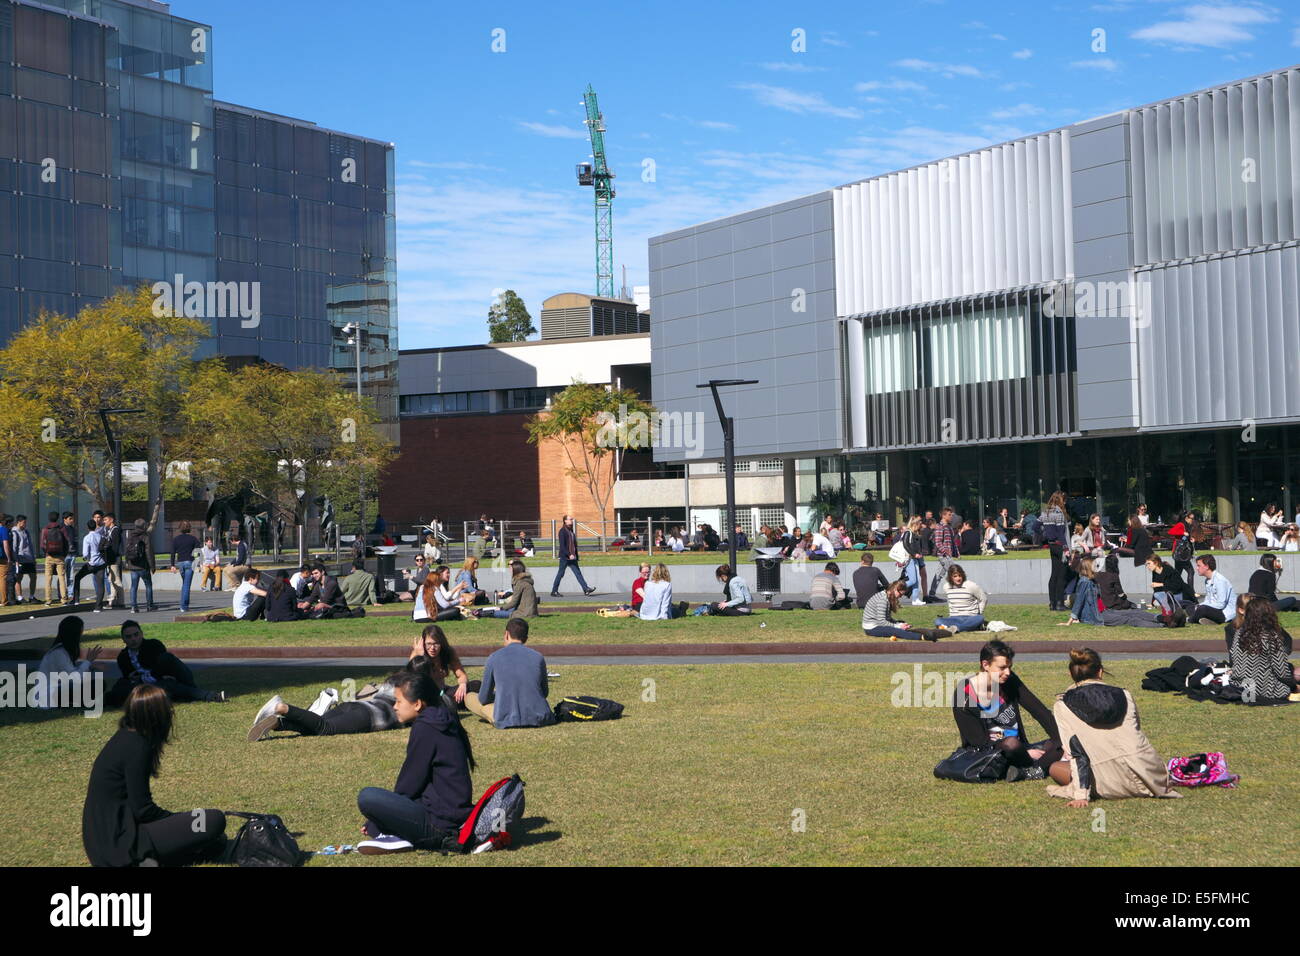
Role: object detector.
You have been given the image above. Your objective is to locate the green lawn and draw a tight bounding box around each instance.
[2,660,1295,866]
[53,603,1290,649]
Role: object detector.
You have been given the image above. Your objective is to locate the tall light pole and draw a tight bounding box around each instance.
[98,407,144,526]
[341,322,365,546]
[697,379,759,574]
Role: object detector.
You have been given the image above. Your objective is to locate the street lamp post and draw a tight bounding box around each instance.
[696,379,759,574]
[342,322,365,547]
[98,407,144,598]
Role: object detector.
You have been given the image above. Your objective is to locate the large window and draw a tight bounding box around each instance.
[505,387,558,410]
[400,391,489,416]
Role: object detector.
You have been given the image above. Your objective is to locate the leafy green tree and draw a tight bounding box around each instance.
[525,381,656,529]
[487,289,536,342]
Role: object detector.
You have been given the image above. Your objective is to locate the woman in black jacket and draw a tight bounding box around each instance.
[82,684,228,866]
[1040,491,1070,611]
[355,667,476,854]
[952,640,1063,781]
[1145,555,1195,613]
[1117,514,1152,567]
[1248,554,1298,613]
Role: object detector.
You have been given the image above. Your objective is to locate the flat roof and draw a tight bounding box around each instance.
[214,101,395,149]
[400,332,649,358]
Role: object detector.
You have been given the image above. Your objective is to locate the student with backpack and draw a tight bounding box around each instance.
[8,515,37,603]
[124,518,158,613]
[355,667,476,854]
[1047,648,1180,806]
[101,513,125,609]
[1168,512,1197,591]
[41,511,71,605]
[82,684,231,866]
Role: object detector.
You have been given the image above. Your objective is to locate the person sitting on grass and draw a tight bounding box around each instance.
[455,557,486,606]
[1061,563,1172,628]
[861,579,945,641]
[852,552,889,609]
[479,560,539,619]
[413,565,466,622]
[355,667,476,855]
[296,562,350,619]
[1146,555,1195,614]
[808,561,851,610]
[952,639,1063,782]
[464,618,555,729]
[264,570,304,622]
[1047,648,1181,806]
[1248,554,1298,614]
[340,558,379,608]
[410,625,471,705]
[934,564,988,634]
[84,684,231,867]
[1093,553,1136,610]
[34,616,102,709]
[640,563,686,620]
[1189,555,1236,625]
[107,619,227,706]
[1225,599,1300,703]
[709,563,753,615]
[233,568,268,621]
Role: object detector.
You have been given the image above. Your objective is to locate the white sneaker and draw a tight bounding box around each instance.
[357,834,414,855]
[308,688,338,716]
[911,598,926,606]
[252,694,283,727]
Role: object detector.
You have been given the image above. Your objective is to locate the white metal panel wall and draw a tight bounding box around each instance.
[1131,68,1300,265]
[1139,245,1300,427]
[832,131,1074,315]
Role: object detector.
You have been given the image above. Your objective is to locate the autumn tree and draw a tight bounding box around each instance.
[0,286,207,526]
[487,289,536,342]
[525,381,657,530]
[181,362,395,564]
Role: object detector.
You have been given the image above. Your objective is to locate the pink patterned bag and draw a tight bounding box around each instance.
[1168,752,1239,788]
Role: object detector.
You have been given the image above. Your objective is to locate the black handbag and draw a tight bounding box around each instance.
[934,746,1008,783]
[226,811,305,866]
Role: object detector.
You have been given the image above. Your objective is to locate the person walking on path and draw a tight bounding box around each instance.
[550,515,595,597]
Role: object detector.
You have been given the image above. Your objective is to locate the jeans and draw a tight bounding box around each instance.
[865,625,925,641]
[357,787,452,849]
[1275,596,1298,613]
[130,570,155,608]
[484,608,514,618]
[903,558,921,598]
[551,558,591,594]
[177,561,194,610]
[935,614,985,632]
[928,555,953,598]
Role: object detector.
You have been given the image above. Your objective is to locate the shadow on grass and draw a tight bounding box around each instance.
[511,815,561,848]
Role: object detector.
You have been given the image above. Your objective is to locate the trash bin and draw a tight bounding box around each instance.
[755,556,782,594]
[376,553,397,591]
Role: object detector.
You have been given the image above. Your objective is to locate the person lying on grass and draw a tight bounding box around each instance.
[247,655,445,741]
[861,579,945,641]
[1047,647,1181,807]
[1059,561,1174,628]
[952,639,1064,783]
[934,564,987,634]
[356,667,476,855]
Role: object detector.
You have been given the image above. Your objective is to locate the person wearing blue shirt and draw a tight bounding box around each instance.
[70,519,108,610]
[1190,554,1237,625]
[465,619,555,729]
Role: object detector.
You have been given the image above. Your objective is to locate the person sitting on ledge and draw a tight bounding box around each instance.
[861,579,944,641]
[935,564,988,633]
[952,638,1063,782]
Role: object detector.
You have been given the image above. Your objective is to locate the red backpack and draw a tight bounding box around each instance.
[41,525,67,557]
[454,774,525,854]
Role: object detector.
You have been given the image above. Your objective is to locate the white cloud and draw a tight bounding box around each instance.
[989,33,1008,41]
[821,31,849,47]
[660,112,737,130]
[1133,3,1276,48]
[733,83,863,118]
[894,57,985,78]
[855,78,928,92]
[517,121,588,139]
[1000,80,1033,90]
[408,160,498,171]
[1071,57,1120,71]
[1012,48,1033,59]
[980,123,1032,140]
[759,61,830,72]
[990,102,1046,119]
[1292,25,1300,45]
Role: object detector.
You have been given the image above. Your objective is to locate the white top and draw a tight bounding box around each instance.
[871,519,890,531]
[34,647,92,709]
[1286,539,1299,553]
[423,542,441,562]
[1137,513,1150,525]
[200,546,221,564]
[639,579,674,620]
[233,581,257,619]
[810,532,836,558]
[289,571,305,591]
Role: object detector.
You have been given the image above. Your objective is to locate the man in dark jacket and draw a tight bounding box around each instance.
[101,513,126,608]
[106,619,225,705]
[123,518,157,612]
[550,514,595,597]
[298,562,350,617]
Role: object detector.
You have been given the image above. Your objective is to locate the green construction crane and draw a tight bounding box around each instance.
[576,84,615,298]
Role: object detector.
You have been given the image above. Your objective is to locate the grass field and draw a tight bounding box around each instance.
[2,660,1295,866]
[47,602,1296,649]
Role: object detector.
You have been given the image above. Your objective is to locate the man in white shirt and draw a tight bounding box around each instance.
[233,569,267,620]
[810,530,836,559]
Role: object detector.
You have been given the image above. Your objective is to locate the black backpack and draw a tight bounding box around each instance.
[41,526,66,557]
[553,695,623,721]
[226,811,305,866]
[131,535,147,566]
[1172,535,1192,562]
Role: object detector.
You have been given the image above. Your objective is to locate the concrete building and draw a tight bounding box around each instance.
[649,65,1300,529]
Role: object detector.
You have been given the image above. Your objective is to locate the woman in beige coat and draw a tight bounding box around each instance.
[1046,648,1181,807]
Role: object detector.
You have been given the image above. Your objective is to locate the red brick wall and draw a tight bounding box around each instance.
[379,414,604,528]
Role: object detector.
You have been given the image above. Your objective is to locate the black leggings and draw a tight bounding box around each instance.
[999,736,1062,770]
[139,809,228,866]
[1047,543,1068,607]
[277,702,376,736]
[1189,604,1226,625]
[1175,559,1195,590]
[708,603,751,616]
[71,564,105,602]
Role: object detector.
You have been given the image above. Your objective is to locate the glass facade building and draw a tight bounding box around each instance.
[0,0,397,425]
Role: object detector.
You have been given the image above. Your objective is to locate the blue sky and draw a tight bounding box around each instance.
[185,0,1300,348]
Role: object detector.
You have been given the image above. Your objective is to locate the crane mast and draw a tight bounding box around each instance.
[576,84,615,298]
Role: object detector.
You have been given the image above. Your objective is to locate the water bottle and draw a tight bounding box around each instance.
[1002,726,1019,739]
